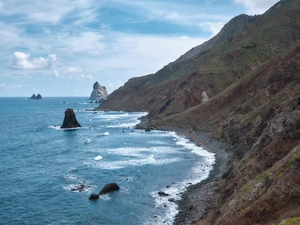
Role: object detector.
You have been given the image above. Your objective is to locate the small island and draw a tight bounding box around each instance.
[28,94,42,100]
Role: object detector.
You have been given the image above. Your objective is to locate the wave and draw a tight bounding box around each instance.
[48,125,81,131]
[87,147,181,170]
[143,132,215,225]
[94,155,103,161]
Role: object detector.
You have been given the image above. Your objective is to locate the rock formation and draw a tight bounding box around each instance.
[89,194,99,200]
[28,94,42,99]
[89,81,108,101]
[61,108,81,129]
[89,183,120,201]
[99,183,120,195]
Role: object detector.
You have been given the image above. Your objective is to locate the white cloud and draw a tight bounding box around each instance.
[63,67,83,74]
[80,74,95,80]
[64,32,105,55]
[11,52,57,70]
[234,0,279,15]
[198,21,225,36]
[0,0,96,24]
[53,70,59,78]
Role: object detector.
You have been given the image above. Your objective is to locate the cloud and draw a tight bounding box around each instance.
[11,52,57,70]
[0,83,6,88]
[234,0,280,15]
[63,67,83,74]
[80,74,95,80]
[64,32,105,55]
[198,21,225,36]
[53,70,59,78]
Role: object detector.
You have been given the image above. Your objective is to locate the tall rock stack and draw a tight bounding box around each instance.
[89,82,108,102]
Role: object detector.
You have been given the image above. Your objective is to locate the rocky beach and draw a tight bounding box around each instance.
[173,131,229,225]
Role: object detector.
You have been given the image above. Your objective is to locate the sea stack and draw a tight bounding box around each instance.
[89,81,108,102]
[61,108,81,129]
[28,94,42,100]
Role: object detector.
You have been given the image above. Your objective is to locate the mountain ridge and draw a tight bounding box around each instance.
[97,0,300,224]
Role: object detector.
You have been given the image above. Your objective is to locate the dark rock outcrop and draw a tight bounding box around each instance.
[61,108,81,129]
[28,94,42,99]
[89,183,120,201]
[89,194,100,200]
[70,184,91,192]
[89,81,108,101]
[99,183,120,195]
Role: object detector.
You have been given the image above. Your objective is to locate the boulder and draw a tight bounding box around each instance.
[99,183,120,195]
[89,81,108,101]
[158,191,169,197]
[89,194,100,200]
[61,108,82,128]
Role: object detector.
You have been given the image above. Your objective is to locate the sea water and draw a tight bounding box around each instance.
[0,97,215,225]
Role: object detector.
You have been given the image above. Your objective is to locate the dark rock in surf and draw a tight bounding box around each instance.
[99,183,120,195]
[71,184,91,192]
[89,194,100,200]
[158,191,169,197]
[61,108,82,128]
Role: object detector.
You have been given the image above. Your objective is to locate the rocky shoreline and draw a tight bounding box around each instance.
[172,130,229,225]
[135,121,231,225]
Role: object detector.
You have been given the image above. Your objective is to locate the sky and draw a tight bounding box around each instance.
[0,0,280,97]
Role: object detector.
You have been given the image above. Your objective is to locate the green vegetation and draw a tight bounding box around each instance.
[280,217,300,225]
[288,151,300,166]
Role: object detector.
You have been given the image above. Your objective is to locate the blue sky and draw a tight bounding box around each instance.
[0,0,279,97]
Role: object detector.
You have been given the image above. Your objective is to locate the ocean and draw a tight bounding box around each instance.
[0,97,215,225]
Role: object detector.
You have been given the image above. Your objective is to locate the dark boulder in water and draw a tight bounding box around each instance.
[61,108,81,129]
[99,183,120,195]
[89,183,120,200]
[89,194,100,200]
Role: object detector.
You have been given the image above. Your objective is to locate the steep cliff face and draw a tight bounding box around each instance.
[98,0,300,224]
[89,81,108,101]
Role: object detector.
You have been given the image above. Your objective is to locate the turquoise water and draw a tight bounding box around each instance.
[0,97,214,225]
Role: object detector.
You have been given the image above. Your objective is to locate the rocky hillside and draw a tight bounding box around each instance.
[98,0,300,224]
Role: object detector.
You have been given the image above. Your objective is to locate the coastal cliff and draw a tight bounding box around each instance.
[97,0,300,224]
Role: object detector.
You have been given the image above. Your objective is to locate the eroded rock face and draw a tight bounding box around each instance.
[61,108,81,128]
[89,82,108,101]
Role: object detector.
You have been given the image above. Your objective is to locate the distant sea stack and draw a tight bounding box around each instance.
[28,94,42,100]
[89,82,108,101]
[61,108,81,129]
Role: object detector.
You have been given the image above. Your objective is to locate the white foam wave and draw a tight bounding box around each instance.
[144,132,216,225]
[94,155,103,161]
[87,147,181,170]
[170,132,215,159]
[48,125,61,130]
[106,122,138,128]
